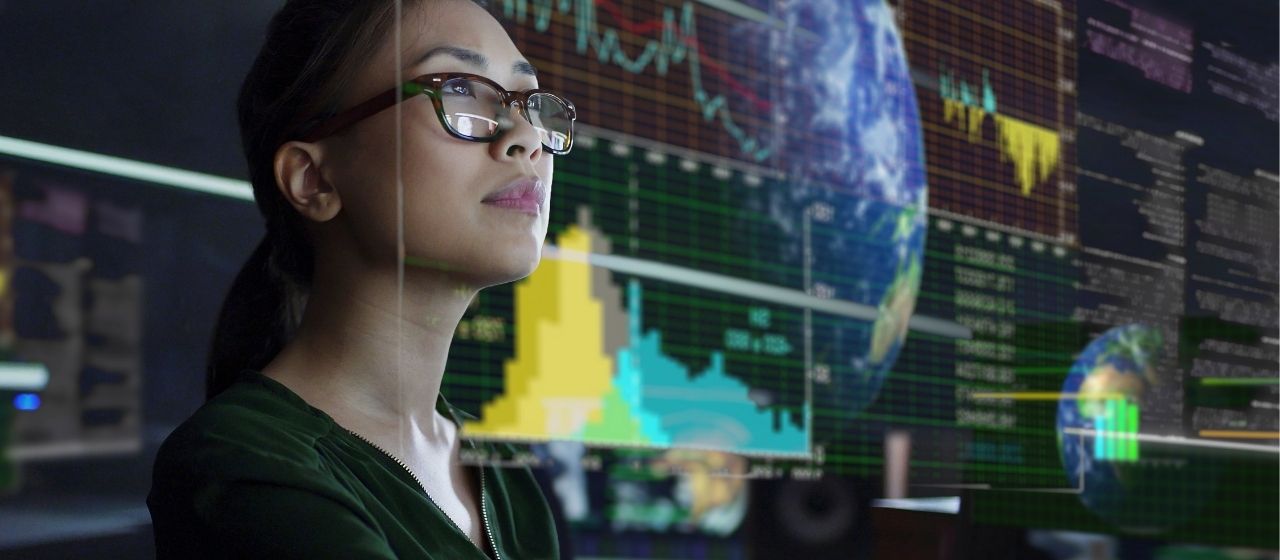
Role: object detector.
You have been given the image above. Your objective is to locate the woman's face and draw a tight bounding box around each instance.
[319,0,553,289]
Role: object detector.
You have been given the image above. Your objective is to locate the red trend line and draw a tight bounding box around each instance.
[595,0,668,34]
[593,0,773,112]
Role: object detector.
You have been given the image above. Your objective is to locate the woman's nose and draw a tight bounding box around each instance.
[493,100,543,160]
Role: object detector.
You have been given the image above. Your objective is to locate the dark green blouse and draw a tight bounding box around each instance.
[147,370,558,559]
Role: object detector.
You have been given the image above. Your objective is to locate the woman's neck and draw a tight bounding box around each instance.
[263,248,478,446]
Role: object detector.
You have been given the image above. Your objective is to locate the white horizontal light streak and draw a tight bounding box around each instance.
[873,496,962,513]
[1062,427,1279,454]
[0,362,50,390]
[545,245,973,339]
[0,135,253,200]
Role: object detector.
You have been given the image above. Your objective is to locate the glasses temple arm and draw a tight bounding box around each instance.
[299,82,425,142]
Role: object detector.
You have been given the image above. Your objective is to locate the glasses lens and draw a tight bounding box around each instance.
[527,93,574,153]
[440,77,504,138]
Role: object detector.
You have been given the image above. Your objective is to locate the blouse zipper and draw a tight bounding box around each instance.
[479,466,503,560]
[344,428,499,559]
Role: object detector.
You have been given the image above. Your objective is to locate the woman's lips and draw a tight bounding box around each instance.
[482,197,541,214]
[482,177,546,216]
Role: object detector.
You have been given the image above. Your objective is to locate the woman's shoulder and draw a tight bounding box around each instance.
[147,372,402,558]
[151,370,338,486]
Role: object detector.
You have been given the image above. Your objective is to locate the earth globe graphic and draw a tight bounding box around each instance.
[1056,324,1219,534]
[731,0,928,419]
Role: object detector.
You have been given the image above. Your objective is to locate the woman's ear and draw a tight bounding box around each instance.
[273,141,341,222]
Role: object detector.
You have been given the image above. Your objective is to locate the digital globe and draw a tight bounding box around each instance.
[1057,324,1220,534]
[735,0,928,419]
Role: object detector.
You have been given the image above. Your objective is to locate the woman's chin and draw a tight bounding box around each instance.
[473,250,543,288]
[509,251,545,282]
[403,229,546,288]
[401,245,541,288]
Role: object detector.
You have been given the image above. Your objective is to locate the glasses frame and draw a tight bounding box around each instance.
[299,72,577,155]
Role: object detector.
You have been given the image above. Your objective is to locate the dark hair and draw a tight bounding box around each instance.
[206,0,427,399]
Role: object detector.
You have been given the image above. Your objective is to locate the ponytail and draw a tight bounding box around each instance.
[207,219,313,400]
[205,236,302,399]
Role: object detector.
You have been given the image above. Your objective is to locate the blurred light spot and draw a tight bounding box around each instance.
[14,393,40,411]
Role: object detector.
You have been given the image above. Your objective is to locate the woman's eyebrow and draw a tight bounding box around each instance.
[413,45,538,77]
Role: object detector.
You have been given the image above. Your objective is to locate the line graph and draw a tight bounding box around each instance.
[500,0,775,160]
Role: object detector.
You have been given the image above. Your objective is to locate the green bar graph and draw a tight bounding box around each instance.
[1126,400,1139,460]
[1094,398,1141,462]
[1106,399,1117,459]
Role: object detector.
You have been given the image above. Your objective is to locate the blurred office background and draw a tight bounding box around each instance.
[0,1,1276,558]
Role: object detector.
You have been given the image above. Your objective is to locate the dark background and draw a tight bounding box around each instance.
[0,1,1275,558]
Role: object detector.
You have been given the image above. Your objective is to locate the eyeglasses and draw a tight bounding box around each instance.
[300,72,577,155]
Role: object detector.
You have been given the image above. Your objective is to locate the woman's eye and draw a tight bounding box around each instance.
[446,83,474,97]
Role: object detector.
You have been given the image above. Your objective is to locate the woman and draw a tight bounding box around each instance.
[147,0,573,557]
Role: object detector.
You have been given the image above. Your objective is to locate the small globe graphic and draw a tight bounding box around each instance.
[742,0,927,419]
[1057,324,1219,534]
